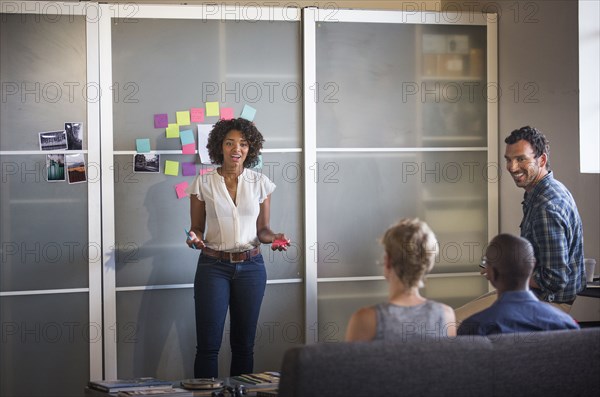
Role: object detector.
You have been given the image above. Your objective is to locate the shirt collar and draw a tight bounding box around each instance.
[497,290,539,303]
[522,171,553,208]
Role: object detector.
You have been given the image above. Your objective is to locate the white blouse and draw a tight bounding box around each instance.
[185,168,276,252]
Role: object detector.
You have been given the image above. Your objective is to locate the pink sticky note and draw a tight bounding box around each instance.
[182,143,196,155]
[220,107,234,120]
[154,114,168,128]
[190,108,205,123]
[199,166,214,176]
[175,181,189,199]
[182,162,196,176]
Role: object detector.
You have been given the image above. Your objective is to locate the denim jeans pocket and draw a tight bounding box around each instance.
[197,254,222,266]
[247,253,265,266]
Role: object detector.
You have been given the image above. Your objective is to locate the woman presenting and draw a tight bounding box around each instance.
[185,118,289,378]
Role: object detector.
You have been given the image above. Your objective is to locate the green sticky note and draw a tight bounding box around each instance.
[136,138,151,153]
[166,123,180,138]
[176,111,191,126]
[164,160,179,176]
[206,102,220,117]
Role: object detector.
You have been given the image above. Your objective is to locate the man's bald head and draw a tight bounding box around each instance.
[486,234,536,291]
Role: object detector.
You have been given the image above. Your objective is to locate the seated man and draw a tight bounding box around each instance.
[457,234,579,336]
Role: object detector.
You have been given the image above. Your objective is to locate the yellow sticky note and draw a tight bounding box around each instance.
[164,160,179,176]
[166,123,180,138]
[206,102,220,117]
[176,111,191,126]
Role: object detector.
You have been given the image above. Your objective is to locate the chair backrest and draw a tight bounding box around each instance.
[278,328,600,397]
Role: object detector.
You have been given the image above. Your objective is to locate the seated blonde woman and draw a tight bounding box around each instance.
[345,218,456,341]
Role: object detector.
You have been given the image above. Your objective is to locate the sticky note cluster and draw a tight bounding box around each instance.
[144,103,257,199]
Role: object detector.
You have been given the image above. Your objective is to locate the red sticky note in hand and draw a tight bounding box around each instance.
[272,238,290,250]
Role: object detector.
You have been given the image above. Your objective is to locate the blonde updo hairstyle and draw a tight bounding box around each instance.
[381,218,439,288]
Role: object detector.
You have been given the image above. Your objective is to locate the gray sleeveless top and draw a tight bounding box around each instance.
[374,301,448,341]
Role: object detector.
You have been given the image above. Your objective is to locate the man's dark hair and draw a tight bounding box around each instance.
[206,118,264,168]
[504,126,551,170]
[488,234,536,291]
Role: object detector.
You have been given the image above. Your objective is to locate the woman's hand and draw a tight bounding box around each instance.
[186,230,206,250]
[271,233,290,251]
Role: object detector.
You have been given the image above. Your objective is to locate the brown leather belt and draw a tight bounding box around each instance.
[201,246,261,263]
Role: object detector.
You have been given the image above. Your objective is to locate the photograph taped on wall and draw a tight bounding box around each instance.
[134,153,160,173]
[66,153,86,184]
[65,122,83,150]
[46,153,65,182]
[39,130,68,151]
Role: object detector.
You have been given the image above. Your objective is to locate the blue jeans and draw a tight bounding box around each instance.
[193,252,266,378]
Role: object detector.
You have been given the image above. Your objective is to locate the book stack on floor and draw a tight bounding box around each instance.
[87,372,280,396]
[228,372,280,394]
[87,377,191,397]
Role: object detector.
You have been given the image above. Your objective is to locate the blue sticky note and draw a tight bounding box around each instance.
[180,129,195,146]
[240,105,256,121]
[254,154,263,169]
[136,138,151,153]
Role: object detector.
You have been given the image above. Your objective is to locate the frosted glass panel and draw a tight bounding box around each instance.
[317,280,388,343]
[316,151,488,278]
[316,22,417,148]
[0,294,90,397]
[0,156,89,291]
[419,24,487,147]
[259,153,303,280]
[111,18,301,150]
[116,288,196,380]
[419,151,489,272]
[114,153,302,286]
[253,283,304,371]
[316,22,487,148]
[0,14,87,150]
[114,154,197,287]
[317,276,489,342]
[422,275,490,308]
[116,283,303,378]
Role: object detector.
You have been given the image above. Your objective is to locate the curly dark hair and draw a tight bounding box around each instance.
[504,126,551,170]
[206,118,264,168]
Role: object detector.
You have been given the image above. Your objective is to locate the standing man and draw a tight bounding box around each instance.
[455,126,585,321]
[504,126,585,311]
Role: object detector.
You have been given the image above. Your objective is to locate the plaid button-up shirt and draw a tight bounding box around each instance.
[520,172,585,303]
